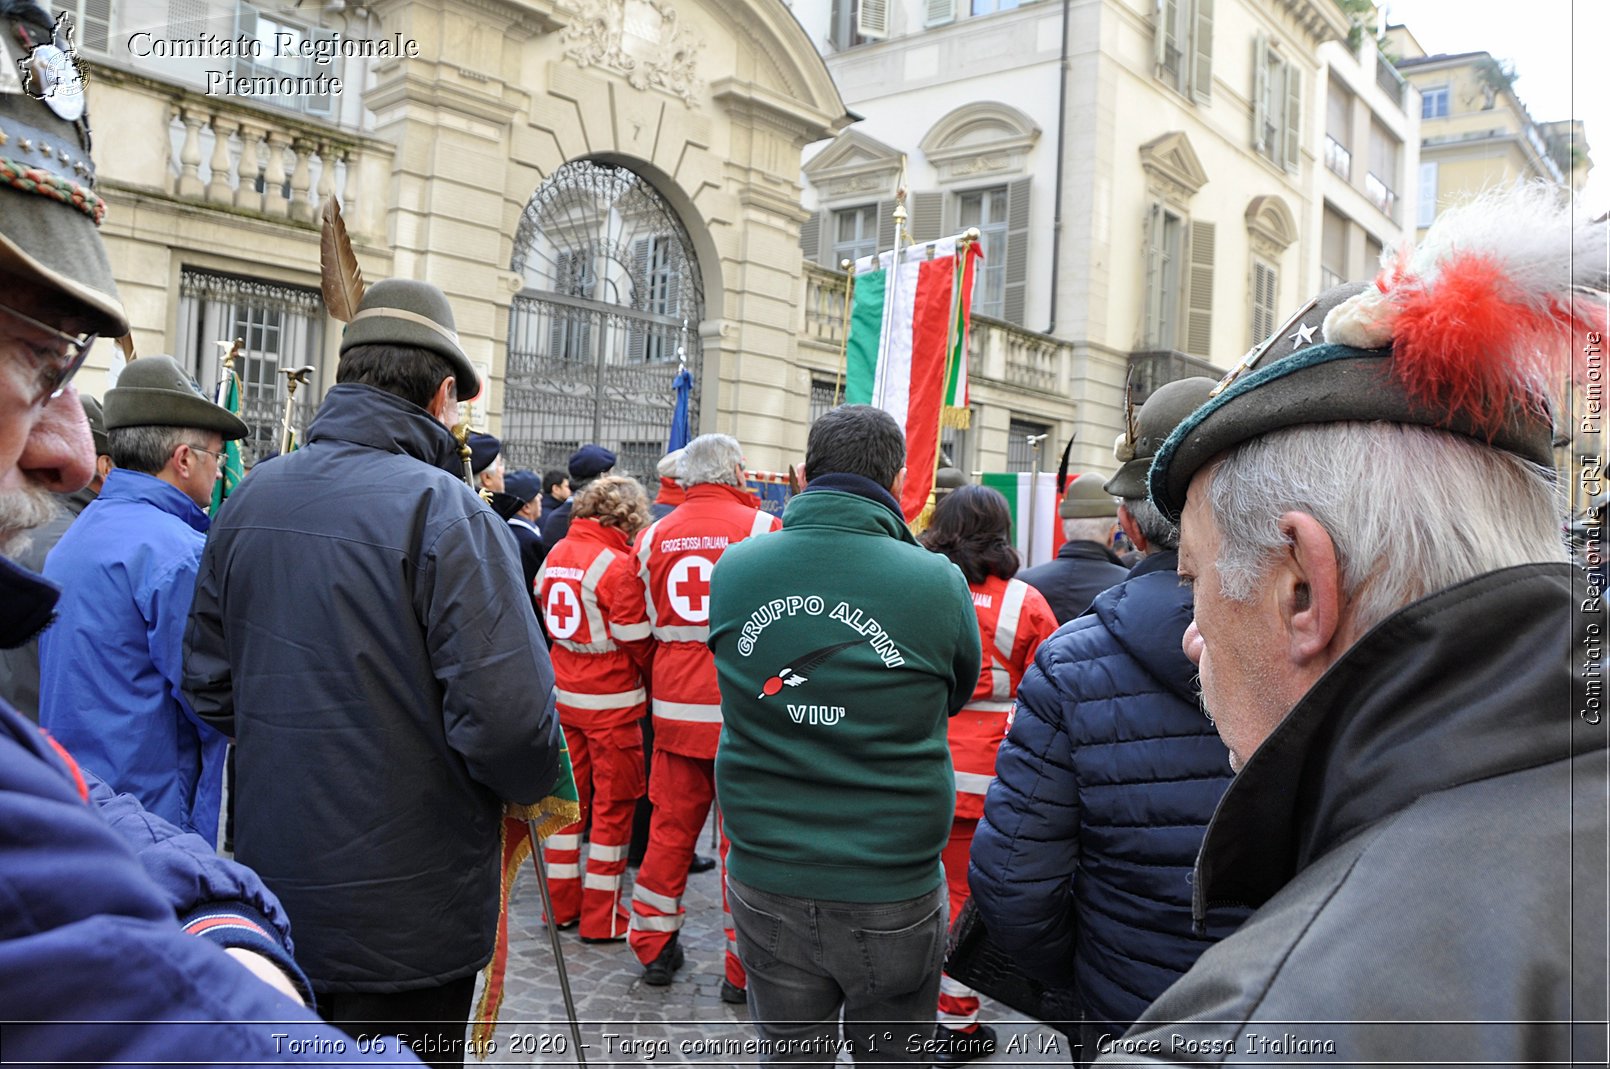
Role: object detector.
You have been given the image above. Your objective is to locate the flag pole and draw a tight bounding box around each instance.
[1025,433,1047,566]
[874,157,910,409]
[832,259,854,407]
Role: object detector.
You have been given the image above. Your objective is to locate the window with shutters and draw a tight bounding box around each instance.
[926,0,958,25]
[1364,120,1400,221]
[1007,418,1051,473]
[1142,204,1186,351]
[1250,258,1278,347]
[60,0,112,52]
[959,187,1009,320]
[1421,85,1450,120]
[628,235,682,364]
[1252,33,1302,171]
[1321,206,1347,291]
[971,0,1022,14]
[1154,0,1213,101]
[832,205,881,269]
[232,3,336,117]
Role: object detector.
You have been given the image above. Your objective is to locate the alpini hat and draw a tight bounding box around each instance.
[1150,185,1609,523]
[339,278,480,402]
[0,2,127,337]
[1104,376,1215,500]
[1059,471,1118,519]
[104,355,249,439]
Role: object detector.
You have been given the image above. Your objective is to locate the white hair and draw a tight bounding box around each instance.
[1062,516,1116,545]
[1121,495,1179,551]
[1207,422,1567,633]
[680,433,744,487]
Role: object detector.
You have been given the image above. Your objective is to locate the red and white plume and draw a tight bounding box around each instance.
[1325,183,1609,434]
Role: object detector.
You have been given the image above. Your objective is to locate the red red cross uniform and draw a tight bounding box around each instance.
[616,482,780,984]
[940,574,1058,1032]
[538,517,650,941]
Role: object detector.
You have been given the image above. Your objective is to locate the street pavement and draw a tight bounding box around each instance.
[475,820,1070,1067]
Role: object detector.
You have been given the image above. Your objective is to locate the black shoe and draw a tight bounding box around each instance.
[547,917,579,932]
[719,979,747,1005]
[580,931,627,944]
[642,937,684,986]
[935,1023,996,1065]
[688,853,717,874]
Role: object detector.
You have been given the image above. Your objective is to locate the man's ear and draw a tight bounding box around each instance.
[429,377,457,426]
[1275,511,1343,665]
[1117,504,1149,555]
[890,465,908,502]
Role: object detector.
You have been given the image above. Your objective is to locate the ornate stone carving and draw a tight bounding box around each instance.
[561,0,705,107]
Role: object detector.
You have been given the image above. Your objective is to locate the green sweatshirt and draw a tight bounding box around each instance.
[709,480,982,903]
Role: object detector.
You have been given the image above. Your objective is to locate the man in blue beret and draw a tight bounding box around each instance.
[542,443,616,544]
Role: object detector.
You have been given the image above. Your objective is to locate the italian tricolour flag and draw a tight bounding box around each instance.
[845,236,982,522]
[980,471,1065,568]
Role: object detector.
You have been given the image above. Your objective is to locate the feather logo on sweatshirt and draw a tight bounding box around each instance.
[757,640,861,698]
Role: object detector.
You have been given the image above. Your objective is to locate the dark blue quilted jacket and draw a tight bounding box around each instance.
[968,550,1247,1032]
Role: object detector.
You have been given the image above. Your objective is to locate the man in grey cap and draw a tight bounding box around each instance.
[184,276,565,1065]
[39,355,247,843]
[1101,187,1605,1063]
[1017,471,1129,623]
[970,378,1245,1062]
[0,394,110,720]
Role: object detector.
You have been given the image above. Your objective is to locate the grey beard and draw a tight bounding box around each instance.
[0,485,59,558]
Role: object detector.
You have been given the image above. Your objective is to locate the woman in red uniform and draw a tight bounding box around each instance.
[921,484,1059,1063]
[539,475,654,941]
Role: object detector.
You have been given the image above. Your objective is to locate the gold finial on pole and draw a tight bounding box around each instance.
[277,365,316,455]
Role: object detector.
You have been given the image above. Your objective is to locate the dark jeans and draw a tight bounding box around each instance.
[315,975,476,1069]
[727,876,948,1067]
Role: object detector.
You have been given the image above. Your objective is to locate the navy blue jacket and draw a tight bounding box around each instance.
[1017,539,1130,625]
[1,557,417,1063]
[969,550,1246,1033]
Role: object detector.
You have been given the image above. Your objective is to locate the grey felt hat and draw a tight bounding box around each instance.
[80,393,107,455]
[338,278,480,402]
[104,356,249,439]
[0,4,128,337]
[1104,377,1216,500]
[1058,471,1118,519]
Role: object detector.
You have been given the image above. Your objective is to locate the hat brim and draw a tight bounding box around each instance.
[102,387,250,439]
[1148,343,1555,523]
[0,201,128,338]
[1103,458,1149,500]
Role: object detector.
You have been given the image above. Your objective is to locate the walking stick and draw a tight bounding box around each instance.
[526,822,589,1067]
[450,416,588,1064]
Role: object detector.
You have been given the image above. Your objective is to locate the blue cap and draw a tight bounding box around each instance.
[568,444,617,480]
[504,469,541,504]
[467,432,501,475]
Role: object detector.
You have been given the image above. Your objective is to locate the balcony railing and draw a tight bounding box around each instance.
[1375,54,1406,108]
[1321,267,1346,292]
[1364,172,1398,220]
[801,262,1072,395]
[1127,349,1219,405]
[1324,135,1352,180]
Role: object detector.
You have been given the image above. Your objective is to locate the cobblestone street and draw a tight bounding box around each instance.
[475,822,1069,1067]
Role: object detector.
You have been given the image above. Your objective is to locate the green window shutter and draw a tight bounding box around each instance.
[909,192,944,242]
[1185,220,1215,357]
[1252,33,1268,155]
[1142,204,1163,346]
[799,211,823,264]
[876,198,897,252]
[1191,0,1214,101]
[1283,61,1304,172]
[1002,178,1031,327]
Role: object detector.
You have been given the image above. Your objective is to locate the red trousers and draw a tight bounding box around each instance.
[938,817,981,1031]
[543,721,644,940]
[627,749,745,986]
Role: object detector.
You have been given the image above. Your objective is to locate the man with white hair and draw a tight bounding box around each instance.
[1017,472,1129,623]
[617,432,779,999]
[1098,188,1607,1064]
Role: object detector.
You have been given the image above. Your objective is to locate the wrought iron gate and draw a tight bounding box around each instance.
[504,160,703,483]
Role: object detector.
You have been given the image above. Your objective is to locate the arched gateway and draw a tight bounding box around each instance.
[504,160,704,482]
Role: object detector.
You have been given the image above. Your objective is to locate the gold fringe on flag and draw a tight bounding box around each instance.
[940,405,971,430]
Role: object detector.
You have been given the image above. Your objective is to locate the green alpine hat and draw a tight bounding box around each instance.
[1104,376,1215,500]
[104,355,249,439]
[1059,471,1118,519]
[339,278,480,402]
[1150,187,1608,524]
[0,3,127,337]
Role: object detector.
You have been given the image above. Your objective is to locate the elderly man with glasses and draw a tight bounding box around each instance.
[38,354,247,844]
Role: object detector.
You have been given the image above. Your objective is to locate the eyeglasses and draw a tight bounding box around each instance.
[0,301,98,408]
[184,443,228,464]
